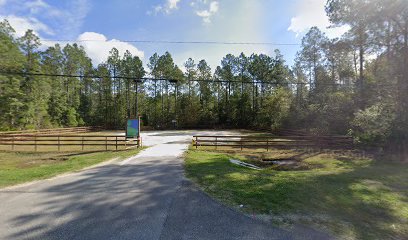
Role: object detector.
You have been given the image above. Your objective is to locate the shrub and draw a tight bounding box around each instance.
[352,103,395,145]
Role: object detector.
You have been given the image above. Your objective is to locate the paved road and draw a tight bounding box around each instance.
[0,130,331,240]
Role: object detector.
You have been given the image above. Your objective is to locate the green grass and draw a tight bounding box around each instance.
[0,147,145,188]
[185,149,408,240]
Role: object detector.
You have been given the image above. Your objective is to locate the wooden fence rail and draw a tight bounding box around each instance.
[0,134,140,152]
[0,126,102,135]
[192,135,353,150]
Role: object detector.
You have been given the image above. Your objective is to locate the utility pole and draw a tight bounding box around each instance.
[169,79,178,128]
[134,79,140,118]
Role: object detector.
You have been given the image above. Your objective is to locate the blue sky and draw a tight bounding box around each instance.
[0,0,348,71]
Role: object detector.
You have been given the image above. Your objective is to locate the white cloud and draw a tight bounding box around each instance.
[25,0,49,13]
[0,0,89,38]
[23,0,64,17]
[1,1,139,66]
[168,0,180,9]
[288,0,350,38]
[77,32,144,65]
[195,1,219,23]
[1,16,144,66]
[174,0,267,70]
[209,1,218,12]
[149,0,181,15]
[0,15,54,37]
[62,0,91,37]
[196,10,210,18]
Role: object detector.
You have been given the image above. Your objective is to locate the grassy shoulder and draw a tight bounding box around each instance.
[0,147,145,188]
[185,148,408,240]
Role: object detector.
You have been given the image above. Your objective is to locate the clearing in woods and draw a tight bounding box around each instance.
[185,145,408,240]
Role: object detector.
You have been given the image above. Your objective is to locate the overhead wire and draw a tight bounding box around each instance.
[0,71,397,87]
[38,39,302,46]
[0,71,315,85]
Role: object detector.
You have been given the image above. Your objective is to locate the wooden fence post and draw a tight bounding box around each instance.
[11,136,14,151]
[82,136,84,151]
[215,137,217,150]
[34,135,37,152]
[195,136,198,149]
[58,136,60,151]
[115,136,118,151]
[267,139,269,152]
[105,136,108,151]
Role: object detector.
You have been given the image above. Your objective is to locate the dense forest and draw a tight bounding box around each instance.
[0,0,407,154]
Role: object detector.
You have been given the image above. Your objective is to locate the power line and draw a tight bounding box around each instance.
[0,71,294,85]
[0,71,173,81]
[0,71,301,85]
[0,71,397,87]
[39,39,301,46]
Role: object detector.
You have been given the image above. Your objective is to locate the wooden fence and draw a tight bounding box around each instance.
[0,134,140,152]
[0,126,101,136]
[192,135,353,150]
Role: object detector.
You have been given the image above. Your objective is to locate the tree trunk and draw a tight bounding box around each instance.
[359,43,364,105]
[135,81,138,118]
[398,25,408,161]
[353,51,359,81]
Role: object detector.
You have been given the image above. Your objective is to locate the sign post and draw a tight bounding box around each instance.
[126,116,140,139]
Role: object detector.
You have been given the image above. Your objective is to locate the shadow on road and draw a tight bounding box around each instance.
[5,159,182,240]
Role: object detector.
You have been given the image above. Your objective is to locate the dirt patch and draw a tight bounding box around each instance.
[245,151,321,171]
[265,160,311,171]
[240,156,311,171]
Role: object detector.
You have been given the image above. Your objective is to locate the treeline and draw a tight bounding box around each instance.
[0,20,292,131]
[0,0,407,154]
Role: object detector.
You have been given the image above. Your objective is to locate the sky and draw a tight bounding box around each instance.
[0,0,349,71]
